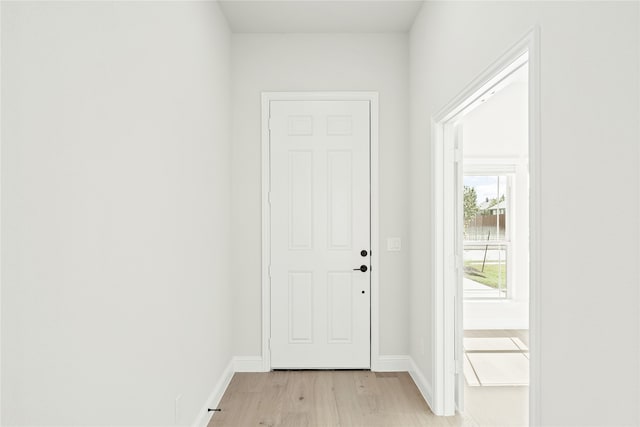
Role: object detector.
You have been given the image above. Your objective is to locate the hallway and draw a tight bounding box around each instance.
[2,1,638,425]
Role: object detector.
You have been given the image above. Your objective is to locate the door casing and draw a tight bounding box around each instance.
[430,27,541,422]
[260,92,380,372]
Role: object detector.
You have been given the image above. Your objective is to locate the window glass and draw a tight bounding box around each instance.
[463,175,509,299]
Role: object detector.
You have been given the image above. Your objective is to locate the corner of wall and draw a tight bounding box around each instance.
[191,358,235,427]
[233,356,266,373]
[408,356,435,415]
[373,355,411,372]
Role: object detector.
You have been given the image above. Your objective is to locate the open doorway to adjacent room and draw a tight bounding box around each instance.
[458,61,530,425]
[431,32,540,424]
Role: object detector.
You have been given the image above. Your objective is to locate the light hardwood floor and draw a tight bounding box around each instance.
[208,371,470,427]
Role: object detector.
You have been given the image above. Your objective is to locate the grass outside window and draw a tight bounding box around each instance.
[464,262,507,289]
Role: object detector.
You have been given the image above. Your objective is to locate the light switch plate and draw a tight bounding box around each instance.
[387,237,401,251]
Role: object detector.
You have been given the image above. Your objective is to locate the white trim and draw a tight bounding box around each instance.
[527,26,542,427]
[430,116,445,415]
[261,91,380,372]
[374,355,410,372]
[430,27,541,421]
[433,50,529,124]
[191,359,234,427]
[408,357,434,414]
[233,356,264,373]
[0,0,3,413]
[260,94,272,372]
[369,94,381,372]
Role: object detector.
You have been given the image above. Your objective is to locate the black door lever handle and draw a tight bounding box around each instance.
[353,265,368,272]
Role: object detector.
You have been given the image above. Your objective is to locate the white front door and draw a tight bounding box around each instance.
[269,100,371,369]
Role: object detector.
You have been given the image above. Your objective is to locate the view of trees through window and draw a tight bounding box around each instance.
[463,175,509,298]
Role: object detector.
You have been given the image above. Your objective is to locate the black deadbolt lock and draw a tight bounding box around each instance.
[360,250,368,257]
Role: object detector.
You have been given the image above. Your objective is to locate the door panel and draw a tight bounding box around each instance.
[327,272,353,343]
[327,151,353,250]
[270,100,370,369]
[288,151,314,250]
[288,272,314,343]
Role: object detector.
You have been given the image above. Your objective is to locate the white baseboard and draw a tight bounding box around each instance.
[373,355,410,372]
[233,356,265,372]
[191,359,235,427]
[408,357,435,414]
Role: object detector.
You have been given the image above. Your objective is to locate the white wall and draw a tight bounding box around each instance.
[231,33,410,358]
[410,2,639,425]
[462,77,528,159]
[462,79,530,329]
[1,2,232,425]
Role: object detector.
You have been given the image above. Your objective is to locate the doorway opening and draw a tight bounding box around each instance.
[459,62,530,426]
[430,28,540,424]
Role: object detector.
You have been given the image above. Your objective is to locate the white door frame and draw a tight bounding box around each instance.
[430,28,541,423]
[261,92,380,372]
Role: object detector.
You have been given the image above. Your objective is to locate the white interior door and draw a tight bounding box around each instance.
[269,100,371,369]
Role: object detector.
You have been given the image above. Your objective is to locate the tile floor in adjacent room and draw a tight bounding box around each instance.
[463,332,529,387]
[462,330,529,426]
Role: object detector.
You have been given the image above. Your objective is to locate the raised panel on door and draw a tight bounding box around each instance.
[288,272,313,343]
[327,272,353,343]
[327,151,352,251]
[288,151,314,250]
[270,99,370,369]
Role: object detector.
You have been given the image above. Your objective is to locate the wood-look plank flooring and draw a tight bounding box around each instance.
[208,371,470,427]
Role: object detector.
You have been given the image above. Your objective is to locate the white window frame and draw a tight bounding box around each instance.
[463,166,515,300]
